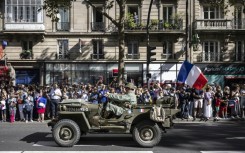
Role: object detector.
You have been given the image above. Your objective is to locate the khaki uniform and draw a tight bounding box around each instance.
[106,90,137,116]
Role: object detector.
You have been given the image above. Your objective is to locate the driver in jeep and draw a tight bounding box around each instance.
[105,83,137,118]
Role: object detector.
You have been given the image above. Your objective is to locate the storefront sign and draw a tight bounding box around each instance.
[198,64,245,75]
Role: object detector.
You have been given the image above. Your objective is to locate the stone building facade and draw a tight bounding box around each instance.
[0,0,244,87]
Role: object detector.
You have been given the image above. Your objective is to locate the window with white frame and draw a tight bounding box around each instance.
[234,6,243,29]
[57,7,70,31]
[127,41,139,59]
[162,41,173,59]
[92,39,104,59]
[235,41,244,61]
[5,0,43,23]
[58,39,69,59]
[163,5,174,23]
[203,41,220,62]
[203,6,224,19]
[92,7,104,31]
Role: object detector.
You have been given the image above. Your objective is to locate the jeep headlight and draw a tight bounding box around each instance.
[61,105,67,111]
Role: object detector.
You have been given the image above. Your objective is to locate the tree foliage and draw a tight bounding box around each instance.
[43,0,72,22]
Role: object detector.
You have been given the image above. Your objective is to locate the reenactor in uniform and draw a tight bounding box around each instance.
[105,83,137,118]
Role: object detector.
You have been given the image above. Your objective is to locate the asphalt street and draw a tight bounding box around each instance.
[0,119,245,153]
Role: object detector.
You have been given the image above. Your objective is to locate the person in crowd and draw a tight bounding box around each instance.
[186,86,194,119]
[61,87,69,100]
[36,90,47,122]
[98,84,108,104]
[178,87,190,120]
[141,88,152,104]
[105,83,137,118]
[135,87,143,104]
[109,77,117,89]
[89,87,99,104]
[240,84,245,119]
[192,88,204,121]
[152,83,162,104]
[49,83,62,120]
[230,84,240,118]
[16,84,27,121]
[8,92,17,123]
[203,86,212,121]
[81,88,89,102]
[214,85,223,120]
[220,92,229,119]
[133,12,139,24]
[0,96,6,122]
[23,94,34,123]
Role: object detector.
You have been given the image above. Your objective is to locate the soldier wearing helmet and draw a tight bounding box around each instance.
[105,83,137,118]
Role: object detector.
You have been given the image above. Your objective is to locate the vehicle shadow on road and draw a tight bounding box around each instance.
[20,132,143,148]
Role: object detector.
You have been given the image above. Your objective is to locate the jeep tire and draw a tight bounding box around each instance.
[52,119,81,147]
[132,120,162,147]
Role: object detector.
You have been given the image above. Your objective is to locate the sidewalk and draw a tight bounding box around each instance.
[173,117,245,123]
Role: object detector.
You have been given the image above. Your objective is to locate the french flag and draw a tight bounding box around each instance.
[177,60,208,90]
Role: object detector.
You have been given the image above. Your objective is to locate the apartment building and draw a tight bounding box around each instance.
[0,0,244,87]
[192,0,245,87]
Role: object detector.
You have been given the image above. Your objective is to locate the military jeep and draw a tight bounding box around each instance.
[48,96,179,148]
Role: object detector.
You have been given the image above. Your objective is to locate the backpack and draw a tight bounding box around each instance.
[150,105,165,122]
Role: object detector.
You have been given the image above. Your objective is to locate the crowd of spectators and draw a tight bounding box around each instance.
[0,78,245,123]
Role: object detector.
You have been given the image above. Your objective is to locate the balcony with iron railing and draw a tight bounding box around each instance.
[231,18,245,29]
[91,53,104,60]
[91,22,105,31]
[56,22,70,31]
[195,52,244,62]
[161,53,174,60]
[125,19,183,32]
[126,53,140,59]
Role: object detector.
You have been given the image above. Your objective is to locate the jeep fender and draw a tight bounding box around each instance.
[58,112,91,133]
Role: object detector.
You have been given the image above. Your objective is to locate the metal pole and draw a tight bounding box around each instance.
[146,0,154,89]
[185,0,189,61]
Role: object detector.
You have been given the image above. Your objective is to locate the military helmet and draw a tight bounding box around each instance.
[125,83,136,90]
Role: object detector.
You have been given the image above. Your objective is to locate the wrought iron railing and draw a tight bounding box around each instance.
[196,52,244,62]
[91,53,104,60]
[56,22,70,31]
[126,53,140,59]
[125,19,183,31]
[231,18,245,29]
[161,53,173,59]
[91,22,105,31]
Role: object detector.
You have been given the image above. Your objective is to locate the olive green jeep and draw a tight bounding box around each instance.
[48,96,179,148]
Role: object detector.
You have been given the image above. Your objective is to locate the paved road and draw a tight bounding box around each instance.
[0,119,245,153]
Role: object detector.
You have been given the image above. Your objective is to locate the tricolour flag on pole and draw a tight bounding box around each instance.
[177,60,208,90]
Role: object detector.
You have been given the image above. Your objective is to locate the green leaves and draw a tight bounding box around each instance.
[43,0,72,22]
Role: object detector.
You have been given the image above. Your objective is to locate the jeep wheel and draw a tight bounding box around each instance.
[132,120,162,147]
[52,119,81,147]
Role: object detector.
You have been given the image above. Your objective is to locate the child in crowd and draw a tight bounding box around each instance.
[8,94,17,123]
[23,96,34,123]
[0,97,6,122]
[36,91,47,122]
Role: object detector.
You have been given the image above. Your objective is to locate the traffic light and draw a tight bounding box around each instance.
[147,45,156,64]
